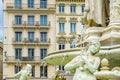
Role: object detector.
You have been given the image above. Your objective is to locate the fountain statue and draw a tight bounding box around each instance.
[44,0,120,80]
[51,69,66,80]
[83,0,110,27]
[14,64,32,80]
[64,40,100,80]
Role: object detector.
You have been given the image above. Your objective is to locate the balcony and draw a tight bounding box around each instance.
[5,3,55,13]
[5,56,44,63]
[12,38,51,46]
[12,21,51,30]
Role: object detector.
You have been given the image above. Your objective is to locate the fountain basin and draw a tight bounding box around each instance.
[44,46,120,66]
[44,48,80,65]
[94,71,120,79]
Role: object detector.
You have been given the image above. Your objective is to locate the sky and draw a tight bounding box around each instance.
[0,0,3,41]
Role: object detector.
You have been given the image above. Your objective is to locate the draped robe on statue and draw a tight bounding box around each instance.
[84,0,110,27]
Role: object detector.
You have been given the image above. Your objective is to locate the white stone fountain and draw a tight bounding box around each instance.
[44,0,120,80]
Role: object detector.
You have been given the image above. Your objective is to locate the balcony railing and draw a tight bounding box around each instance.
[6,3,55,10]
[12,38,51,45]
[12,21,51,28]
[5,56,44,62]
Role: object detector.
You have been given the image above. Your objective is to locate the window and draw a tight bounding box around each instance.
[59,40,65,50]
[28,32,34,42]
[14,0,22,8]
[70,22,76,32]
[70,40,76,48]
[59,23,65,32]
[15,15,22,25]
[15,65,22,73]
[82,22,85,28]
[28,48,34,60]
[59,4,64,13]
[28,15,34,25]
[40,0,47,8]
[40,15,47,26]
[40,32,47,42]
[70,4,76,13]
[28,0,34,8]
[15,48,22,59]
[40,48,47,59]
[59,65,64,71]
[32,66,35,77]
[15,32,22,42]
[40,66,47,78]
[82,4,85,13]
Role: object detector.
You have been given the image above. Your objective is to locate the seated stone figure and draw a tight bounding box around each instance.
[64,40,100,80]
[15,64,32,80]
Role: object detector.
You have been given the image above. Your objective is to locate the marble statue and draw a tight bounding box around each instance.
[15,64,32,80]
[83,0,108,27]
[64,40,100,80]
[110,0,120,21]
[51,69,66,80]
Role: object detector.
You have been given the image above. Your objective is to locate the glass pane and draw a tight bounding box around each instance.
[28,48,34,59]
[40,15,47,26]
[40,0,47,8]
[15,48,22,59]
[59,23,64,32]
[15,0,22,8]
[40,32,47,42]
[59,4,64,13]
[28,16,34,25]
[15,32,22,41]
[82,4,85,12]
[28,0,34,8]
[28,32,34,41]
[15,15,22,25]
[70,4,76,13]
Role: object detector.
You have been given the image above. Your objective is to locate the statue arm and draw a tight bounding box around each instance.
[14,71,22,78]
[83,57,100,73]
[64,56,82,71]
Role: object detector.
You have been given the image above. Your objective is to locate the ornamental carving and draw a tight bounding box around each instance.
[69,18,78,22]
[57,17,66,22]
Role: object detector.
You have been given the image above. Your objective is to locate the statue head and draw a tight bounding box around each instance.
[25,64,32,73]
[88,40,101,55]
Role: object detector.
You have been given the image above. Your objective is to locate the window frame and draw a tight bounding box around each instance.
[40,48,47,59]
[40,66,47,78]
[28,0,34,8]
[70,4,76,13]
[28,15,35,26]
[40,32,47,42]
[70,22,76,33]
[15,32,22,42]
[15,15,22,25]
[59,4,65,13]
[59,22,65,32]
[28,32,35,42]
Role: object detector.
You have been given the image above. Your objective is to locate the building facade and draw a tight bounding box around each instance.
[3,0,56,80]
[55,0,85,74]
[0,42,3,80]
[3,0,85,80]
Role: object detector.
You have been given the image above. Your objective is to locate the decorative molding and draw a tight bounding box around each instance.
[56,13,83,16]
[57,17,66,22]
[56,0,85,2]
[69,18,78,22]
